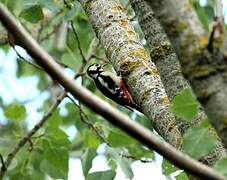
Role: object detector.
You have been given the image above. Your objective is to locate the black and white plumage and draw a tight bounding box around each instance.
[87,63,141,112]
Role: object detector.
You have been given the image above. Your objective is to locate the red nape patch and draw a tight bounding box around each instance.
[119,81,133,103]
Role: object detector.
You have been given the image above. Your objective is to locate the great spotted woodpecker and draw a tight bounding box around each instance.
[87,63,141,112]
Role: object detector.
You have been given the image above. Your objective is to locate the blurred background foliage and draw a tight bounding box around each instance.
[0,0,226,179]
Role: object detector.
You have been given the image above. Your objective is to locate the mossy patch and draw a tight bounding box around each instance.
[119,60,142,77]
[162,96,170,104]
[191,65,216,78]
[150,43,174,61]
[170,21,188,34]
[129,48,150,60]
[140,90,152,105]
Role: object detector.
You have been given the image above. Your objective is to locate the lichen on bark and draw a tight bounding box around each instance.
[81,0,181,147]
[145,0,227,150]
[130,0,227,174]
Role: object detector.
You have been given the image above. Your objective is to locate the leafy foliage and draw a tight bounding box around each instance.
[82,148,97,177]
[182,119,217,159]
[162,159,178,176]
[213,158,227,176]
[190,0,215,32]
[87,170,116,180]
[170,88,199,121]
[4,103,27,121]
[19,5,44,23]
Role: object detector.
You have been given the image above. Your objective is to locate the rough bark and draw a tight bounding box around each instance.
[145,0,227,149]
[81,0,182,147]
[131,0,226,170]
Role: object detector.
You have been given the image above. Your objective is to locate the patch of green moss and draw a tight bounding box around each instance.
[84,0,95,8]
[119,60,142,77]
[212,34,224,49]
[191,65,216,78]
[221,116,227,125]
[127,75,137,88]
[140,90,151,104]
[170,21,188,34]
[150,43,174,61]
[129,48,150,60]
[178,33,202,69]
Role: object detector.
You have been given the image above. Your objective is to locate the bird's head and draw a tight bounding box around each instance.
[87,63,104,79]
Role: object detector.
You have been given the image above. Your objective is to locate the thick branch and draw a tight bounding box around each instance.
[146,0,227,149]
[81,0,181,148]
[131,0,226,169]
[0,3,226,180]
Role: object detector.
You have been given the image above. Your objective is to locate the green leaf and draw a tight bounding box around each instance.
[64,1,81,21]
[107,129,136,147]
[82,148,97,177]
[84,130,101,149]
[192,2,209,32]
[87,170,116,180]
[176,171,189,180]
[61,52,80,69]
[19,5,44,23]
[182,124,216,159]
[42,139,69,179]
[213,158,227,176]
[107,157,117,170]
[170,88,198,121]
[127,144,153,159]
[118,157,133,179]
[46,108,62,128]
[38,0,60,12]
[135,115,153,130]
[111,148,133,179]
[45,127,71,149]
[4,103,26,121]
[16,60,37,77]
[63,102,85,128]
[162,159,177,176]
[40,159,66,179]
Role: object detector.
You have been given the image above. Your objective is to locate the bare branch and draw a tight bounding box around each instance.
[131,0,226,171]
[12,46,44,70]
[67,95,110,145]
[120,153,152,163]
[146,0,227,149]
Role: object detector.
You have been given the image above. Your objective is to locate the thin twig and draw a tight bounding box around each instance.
[0,155,6,172]
[39,24,61,43]
[12,46,43,70]
[0,37,99,178]
[63,0,87,63]
[67,95,110,145]
[13,44,70,69]
[120,153,152,163]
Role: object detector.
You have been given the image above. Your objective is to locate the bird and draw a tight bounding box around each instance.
[87,63,141,112]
